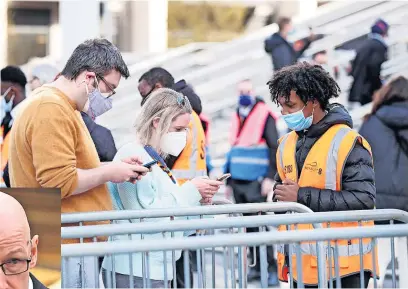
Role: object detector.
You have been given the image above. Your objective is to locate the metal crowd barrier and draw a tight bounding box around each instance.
[62,204,408,289]
[61,202,315,289]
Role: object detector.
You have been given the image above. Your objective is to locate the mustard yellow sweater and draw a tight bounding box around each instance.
[9,86,112,243]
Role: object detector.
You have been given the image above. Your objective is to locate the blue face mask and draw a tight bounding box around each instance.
[287,28,296,37]
[239,94,253,107]
[1,87,15,122]
[281,106,313,131]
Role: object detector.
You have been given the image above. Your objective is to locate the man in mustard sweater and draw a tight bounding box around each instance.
[8,39,149,288]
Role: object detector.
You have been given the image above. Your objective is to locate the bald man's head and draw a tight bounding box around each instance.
[0,192,39,289]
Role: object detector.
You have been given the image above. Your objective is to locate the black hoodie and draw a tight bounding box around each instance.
[275,104,376,212]
[360,101,408,212]
[172,80,202,115]
[264,32,311,71]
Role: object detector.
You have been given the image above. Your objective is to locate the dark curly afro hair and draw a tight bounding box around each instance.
[267,62,341,110]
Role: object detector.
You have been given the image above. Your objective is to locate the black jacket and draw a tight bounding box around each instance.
[81,112,117,162]
[349,37,388,105]
[275,104,376,212]
[167,80,204,170]
[31,273,49,289]
[359,101,408,212]
[264,33,311,71]
[173,80,202,115]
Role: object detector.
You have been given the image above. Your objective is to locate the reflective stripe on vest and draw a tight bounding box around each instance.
[172,111,207,184]
[278,126,351,189]
[276,124,377,284]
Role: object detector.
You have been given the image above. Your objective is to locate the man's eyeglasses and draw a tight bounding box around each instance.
[0,258,31,276]
[96,74,116,98]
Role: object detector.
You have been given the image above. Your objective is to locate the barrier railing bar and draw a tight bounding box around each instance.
[61,209,408,239]
[61,202,313,223]
[61,225,408,257]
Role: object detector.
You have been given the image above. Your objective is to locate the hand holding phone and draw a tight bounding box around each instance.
[217,173,231,182]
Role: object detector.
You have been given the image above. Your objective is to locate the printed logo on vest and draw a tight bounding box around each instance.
[305,162,323,175]
[283,165,293,174]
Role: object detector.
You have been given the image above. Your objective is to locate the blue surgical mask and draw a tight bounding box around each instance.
[281,106,313,131]
[239,94,253,107]
[287,29,296,37]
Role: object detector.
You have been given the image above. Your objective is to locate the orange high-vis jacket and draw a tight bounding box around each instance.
[172,111,207,185]
[276,124,379,285]
[0,126,10,186]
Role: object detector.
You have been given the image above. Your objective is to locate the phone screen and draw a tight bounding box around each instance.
[217,173,231,182]
[143,160,157,168]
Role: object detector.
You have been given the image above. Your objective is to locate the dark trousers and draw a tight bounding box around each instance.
[231,179,277,272]
[294,272,371,288]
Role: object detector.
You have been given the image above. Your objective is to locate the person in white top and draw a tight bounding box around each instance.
[102,88,223,288]
[0,192,48,289]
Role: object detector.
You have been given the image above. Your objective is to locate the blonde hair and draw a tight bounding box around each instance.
[135,88,192,152]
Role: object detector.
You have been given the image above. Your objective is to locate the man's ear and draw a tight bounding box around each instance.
[155,83,164,89]
[29,235,39,269]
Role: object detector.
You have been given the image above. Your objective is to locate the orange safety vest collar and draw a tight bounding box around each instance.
[172,111,207,185]
[276,124,378,285]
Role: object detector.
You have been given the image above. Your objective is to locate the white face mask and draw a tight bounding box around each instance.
[160,131,187,157]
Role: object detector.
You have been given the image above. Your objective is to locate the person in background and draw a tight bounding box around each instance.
[28,64,59,92]
[270,62,376,288]
[8,39,149,288]
[349,19,389,106]
[359,76,408,288]
[102,88,222,288]
[264,17,316,71]
[0,66,27,187]
[0,192,47,289]
[81,101,117,162]
[224,79,279,286]
[138,67,208,288]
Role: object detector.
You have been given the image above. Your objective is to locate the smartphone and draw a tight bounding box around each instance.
[143,160,158,169]
[217,173,231,182]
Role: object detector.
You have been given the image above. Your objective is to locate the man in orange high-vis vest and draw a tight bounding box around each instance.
[138,67,207,288]
[1,66,28,187]
[224,79,280,286]
[269,62,377,288]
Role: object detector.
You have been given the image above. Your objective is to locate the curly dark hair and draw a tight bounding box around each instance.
[267,62,341,110]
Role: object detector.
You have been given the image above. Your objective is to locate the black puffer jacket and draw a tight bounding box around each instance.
[359,101,408,212]
[275,104,376,212]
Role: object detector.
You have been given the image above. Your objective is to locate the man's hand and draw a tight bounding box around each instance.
[274,178,299,202]
[261,178,275,197]
[105,162,149,184]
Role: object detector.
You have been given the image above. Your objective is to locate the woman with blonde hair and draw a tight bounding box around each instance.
[102,88,222,288]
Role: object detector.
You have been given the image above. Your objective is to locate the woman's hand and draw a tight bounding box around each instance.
[191,177,223,199]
